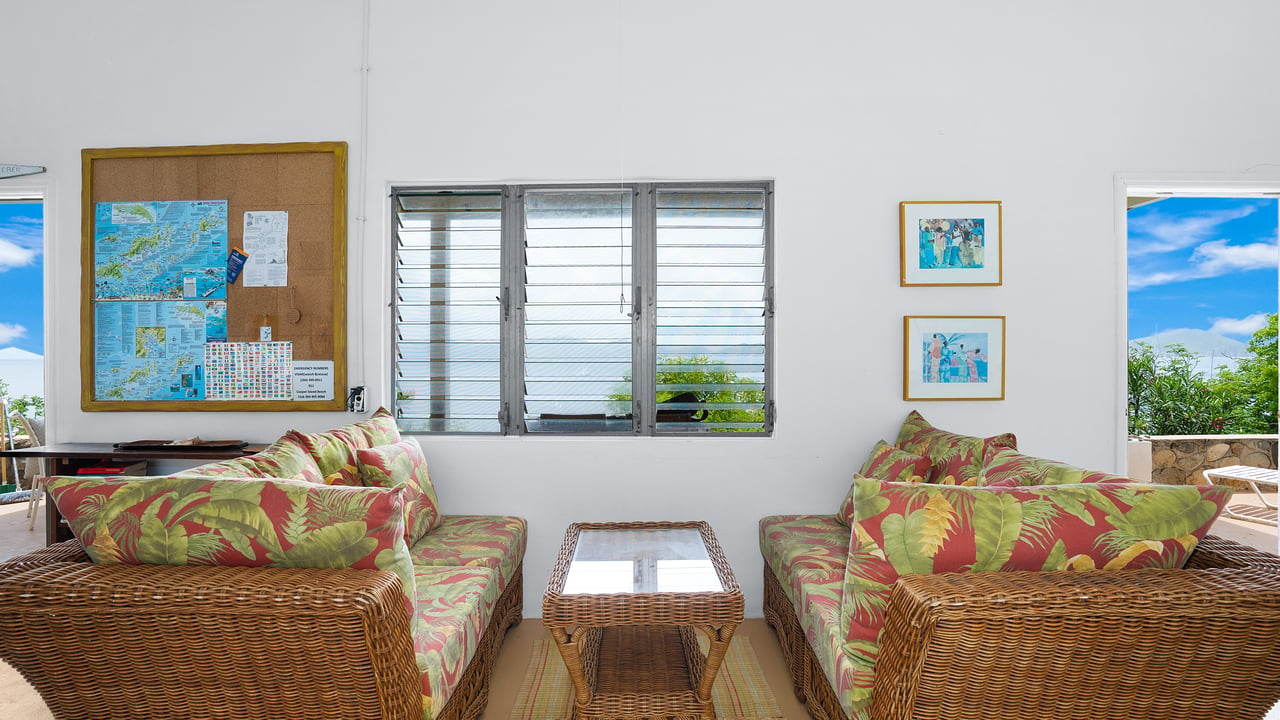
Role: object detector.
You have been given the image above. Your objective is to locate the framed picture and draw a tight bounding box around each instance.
[904,315,1005,401]
[900,201,1002,286]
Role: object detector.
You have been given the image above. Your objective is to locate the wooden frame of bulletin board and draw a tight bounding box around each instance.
[80,141,348,411]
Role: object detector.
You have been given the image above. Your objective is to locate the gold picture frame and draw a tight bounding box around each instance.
[900,200,1002,286]
[904,315,1006,401]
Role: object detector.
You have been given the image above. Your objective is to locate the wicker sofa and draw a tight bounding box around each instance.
[761,412,1280,720]
[0,411,526,720]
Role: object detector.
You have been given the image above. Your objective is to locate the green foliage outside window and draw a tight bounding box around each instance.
[610,355,765,432]
[1128,313,1278,435]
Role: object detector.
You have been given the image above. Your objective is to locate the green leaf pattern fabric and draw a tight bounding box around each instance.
[243,436,326,485]
[353,407,402,447]
[412,565,501,720]
[45,475,416,613]
[408,515,527,593]
[759,514,849,606]
[837,442,932,526]
[176,456,269,479]
[286,427,368,486]
[894,410,1016,485]
[837,476,1233,717]
[980,447,1131,487]
[358,437,443,545]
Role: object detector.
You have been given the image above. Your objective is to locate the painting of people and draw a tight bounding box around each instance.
[900,201,1001,286]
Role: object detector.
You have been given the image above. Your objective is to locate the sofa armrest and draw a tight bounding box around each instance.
[871,567,1280,720]
[0,561,422,720]
[1185,533,1280,571]
[0,539,90,567]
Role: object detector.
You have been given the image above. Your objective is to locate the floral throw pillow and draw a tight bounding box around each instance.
[351,407,402,447]
[244,435,326,485]
[979,447,1131,487]
[835,442,931,526]
[894,410,1017,485]
[357,436,443,545]
[285,427,367,486]
[45,474,413,586]
[839,475,1233,706]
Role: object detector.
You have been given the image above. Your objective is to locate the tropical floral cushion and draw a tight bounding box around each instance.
[285,427,368,486]
[44,475,416,610]
[894,410,1017,485]
[759,515,849,606]
[835,442,932,526]
[357,436,442,545]
[839,476,1233,713]
[175,456,269,479]
[352,406,402,447]
[412,565,501,720]
[791,566,865,718]
[859,440,932,484]
[979,447,1131,487]
[409,515,527,592]
[243,435,326,485]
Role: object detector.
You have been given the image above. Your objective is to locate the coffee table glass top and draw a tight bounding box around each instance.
[562,528,723,594]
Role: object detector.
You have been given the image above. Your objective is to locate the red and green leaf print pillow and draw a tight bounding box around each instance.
[44,475,415,606]
[836,442,931,526]
[357,436,442,545]
[244,436,326,485]
[839,476,1232,690]
[980,447,1131,487]
[285,427,367,486]
[352,407,402,447]
[894,410,1017,485]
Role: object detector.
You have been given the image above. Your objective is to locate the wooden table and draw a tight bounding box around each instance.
[1204,464,1279,526]
[542,521,743,720]
[0,442,266,545]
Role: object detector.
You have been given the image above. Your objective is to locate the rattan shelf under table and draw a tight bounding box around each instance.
[542,520,744,720]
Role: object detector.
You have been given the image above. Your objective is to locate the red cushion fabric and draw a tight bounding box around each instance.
[357,436,443,544]
[46,475,411,570]
[894,410,1016,485]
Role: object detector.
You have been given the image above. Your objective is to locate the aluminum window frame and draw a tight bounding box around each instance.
[390,180,774,437]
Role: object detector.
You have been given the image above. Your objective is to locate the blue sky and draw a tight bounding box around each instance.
[0,201,43,354]
[1128,197,1278,341]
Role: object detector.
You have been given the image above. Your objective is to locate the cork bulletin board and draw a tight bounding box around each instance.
[80,141,348,411]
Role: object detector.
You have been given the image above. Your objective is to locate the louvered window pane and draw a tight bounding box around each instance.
[522,190,635,433]
[655,190,767,433]
[393,192,502,433]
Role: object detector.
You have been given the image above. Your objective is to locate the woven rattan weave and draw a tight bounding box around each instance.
[0,540,523,720]
[763,534,1280,720]
[543,520,744,720]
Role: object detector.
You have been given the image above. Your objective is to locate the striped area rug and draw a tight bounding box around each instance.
[510,634,783,720]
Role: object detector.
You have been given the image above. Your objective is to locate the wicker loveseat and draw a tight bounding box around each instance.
[761,412,1280,720]
[0,411,526,720]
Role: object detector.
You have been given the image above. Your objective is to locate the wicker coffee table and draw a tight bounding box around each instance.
[542,520,744,720]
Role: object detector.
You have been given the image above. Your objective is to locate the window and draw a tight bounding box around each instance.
[392,182,773,435]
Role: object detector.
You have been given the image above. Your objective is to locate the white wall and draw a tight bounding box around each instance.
[3,0,1279,616]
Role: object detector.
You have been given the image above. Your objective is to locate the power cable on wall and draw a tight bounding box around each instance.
[350,0,372,411]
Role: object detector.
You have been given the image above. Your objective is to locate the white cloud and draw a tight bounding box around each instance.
[0,238,37,271]
[1129,239,1278,289]
[1210,312,1272,337]
[1128,204,1264,256]
[0,323,27,344]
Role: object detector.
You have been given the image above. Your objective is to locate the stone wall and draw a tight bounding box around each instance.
[1147,435,1278,486]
